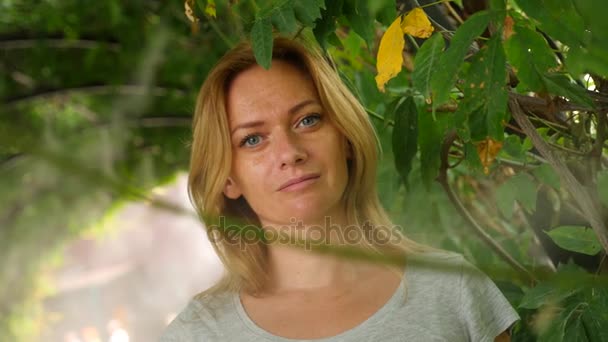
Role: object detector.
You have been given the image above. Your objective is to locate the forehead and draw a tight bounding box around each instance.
[225,60,319,122]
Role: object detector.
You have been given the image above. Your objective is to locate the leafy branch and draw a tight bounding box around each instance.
[508,96,608,255]
[438,129,537,284]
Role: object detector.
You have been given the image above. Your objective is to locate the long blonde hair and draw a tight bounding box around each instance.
[188,36,427,298]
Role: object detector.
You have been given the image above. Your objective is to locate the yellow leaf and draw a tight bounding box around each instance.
[401,8,434,38]
[205,0,217,18]
[375,16,406,92]
[475,137,503,175]
[184,0,199,23]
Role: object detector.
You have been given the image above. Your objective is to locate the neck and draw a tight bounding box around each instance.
[259,213,368,294]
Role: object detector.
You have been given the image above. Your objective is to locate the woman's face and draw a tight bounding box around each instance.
[223,60,351,227]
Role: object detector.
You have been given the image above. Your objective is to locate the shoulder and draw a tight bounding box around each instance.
[406,251,520,341]
[159,292,233,341]
[403,251,470,306]
[406,250,469,282]
[407,250,499,284]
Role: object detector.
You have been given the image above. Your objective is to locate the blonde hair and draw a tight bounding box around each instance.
[188,36,427,298]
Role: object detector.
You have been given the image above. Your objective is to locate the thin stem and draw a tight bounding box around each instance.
[496,157,537,169]
[419,0,458,10]
[406,34,420,50]
[444,1,464,25]
[411,0,451,35]
[547,141,589,156]
[597,254,607,275]
[527,113,570,132]
[366,108,393,126]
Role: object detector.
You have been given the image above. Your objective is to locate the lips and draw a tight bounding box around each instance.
[278,174,320,191]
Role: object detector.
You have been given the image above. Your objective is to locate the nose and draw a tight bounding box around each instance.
[275,130,308,169]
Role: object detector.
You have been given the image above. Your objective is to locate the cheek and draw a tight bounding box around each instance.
[233,155,268,190]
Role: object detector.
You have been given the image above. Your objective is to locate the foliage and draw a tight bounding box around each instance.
[1,0,608,340]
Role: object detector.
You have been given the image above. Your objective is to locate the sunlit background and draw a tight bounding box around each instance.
[39,175,223,341]
[1,2,232,340]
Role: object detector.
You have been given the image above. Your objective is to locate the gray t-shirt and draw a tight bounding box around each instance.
[160,252,519,341]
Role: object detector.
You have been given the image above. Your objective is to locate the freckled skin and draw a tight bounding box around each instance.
[223,60,351,228]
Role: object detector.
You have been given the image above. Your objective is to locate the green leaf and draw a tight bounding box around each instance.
[313,17,336,49]
[344,0,374,50]
[572,0,608,41]
[463,141,483,170]
[461,34,508,140]
[495,180,517,219]
[567,0,608,78]
[567,44,608,79]
[467,107,488,142]
[542,73,595,109]
[271,4,298,34]
[539,298,585,342]
[514,0,584,50]
[344,11,374,50]
[483,35,508,139]
[582,287,608,341]
[532,163,560,190]
[502,135,525,160]
[452,95,483,143]
[547,225,602,256]
[519,282,579,310]
[581,310,608,342]
[313,0,342,49]
[251,17,273,69]
[598,170,608,208]
[392,97,418,189]
[512,173,537,211]
[292,0,325,27]
[430,10,492,108]
[504,24,558,92]
[489,0,505,11]
[534,279,605,342]
[382,95,401,128]
[412,33,445,100]
[496,173,537,218]
[418,109,444,190]
[371,0,397,27]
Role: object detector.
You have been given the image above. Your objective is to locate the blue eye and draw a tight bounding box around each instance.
[299,114,321,127]
[239,134,261,147]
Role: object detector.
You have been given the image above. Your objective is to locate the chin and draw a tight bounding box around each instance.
[288,206,336,225]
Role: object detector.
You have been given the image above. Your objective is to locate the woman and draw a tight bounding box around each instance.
[160,37,519,341]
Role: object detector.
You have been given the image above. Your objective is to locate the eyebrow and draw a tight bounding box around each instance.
[230,99,318,136]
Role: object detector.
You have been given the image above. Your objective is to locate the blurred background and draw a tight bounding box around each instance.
[1,1,230,340]
[39,175,223,341]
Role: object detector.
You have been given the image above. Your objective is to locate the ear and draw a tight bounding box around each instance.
[223,176,242,199]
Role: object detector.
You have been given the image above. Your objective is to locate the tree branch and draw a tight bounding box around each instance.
[0,115,191,172]
[510,92,608,118]
[591,111,607,173]
[438,130,537,284]
[2,84,187,108]
[508,96,608,255]
[0,39,119,51]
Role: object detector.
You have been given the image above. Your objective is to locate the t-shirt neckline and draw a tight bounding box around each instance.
[231,263,407,342]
